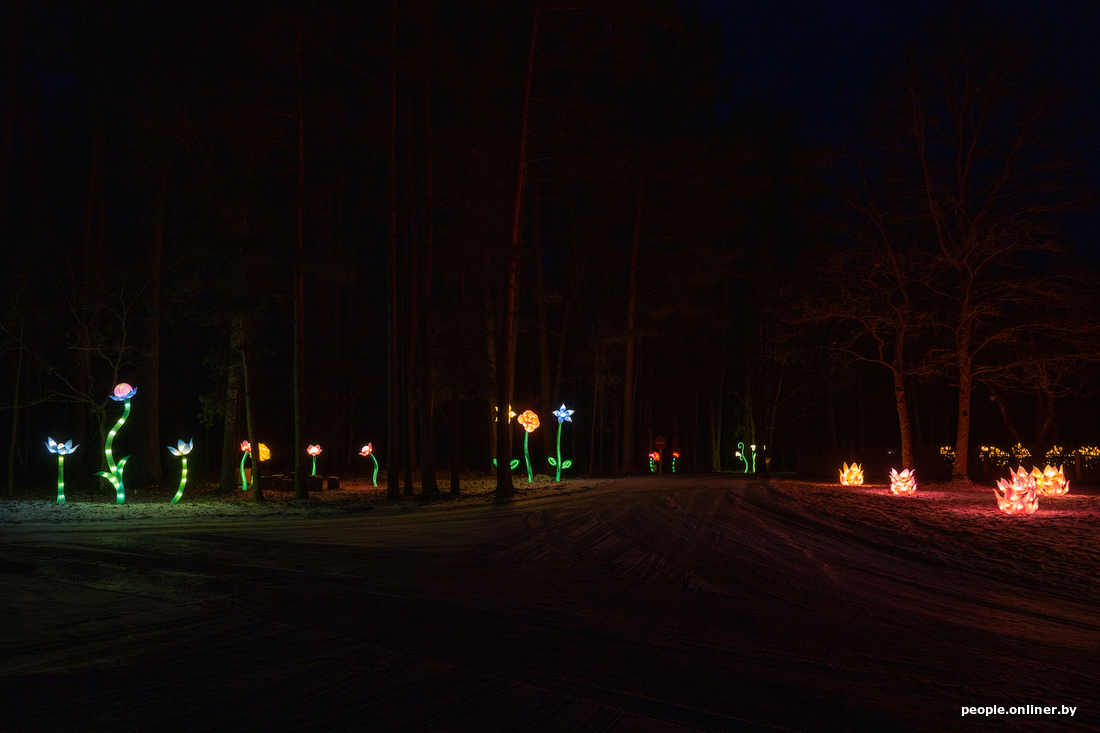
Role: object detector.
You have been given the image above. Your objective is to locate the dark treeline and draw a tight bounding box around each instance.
[0,1,1097,499]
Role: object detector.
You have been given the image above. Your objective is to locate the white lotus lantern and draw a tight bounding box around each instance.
[888,468,917,495]
[839,462,864,486]
[993,466,1039,515]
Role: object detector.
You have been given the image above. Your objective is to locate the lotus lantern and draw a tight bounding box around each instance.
[888,468,917,496]
[1033,464,1069,497]
[839,462,864,486]
[993,467,1039,515]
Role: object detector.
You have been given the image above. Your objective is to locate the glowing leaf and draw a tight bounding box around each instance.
[562,460,572,469]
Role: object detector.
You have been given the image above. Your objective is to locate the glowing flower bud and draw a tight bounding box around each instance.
[46,437,79,456]
[110,383,137,402]
[240,440,251,452]
[359,443,373,456]
[307,445,322,456]
[167,438,193,457]
[552,404,575,424]
[518,410,540,433]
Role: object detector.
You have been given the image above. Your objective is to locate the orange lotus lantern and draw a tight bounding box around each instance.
[839,462,863,486]
[888,468,917,495]
[994,467,1039,515]
[1033,464,1069,497]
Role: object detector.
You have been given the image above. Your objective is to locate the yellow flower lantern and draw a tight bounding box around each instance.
[994,467,1039,515]
[839,462,864,486]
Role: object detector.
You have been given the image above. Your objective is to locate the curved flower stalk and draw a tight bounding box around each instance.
[517,410,540,482]
[359,443,379,487]
[239,440,251,490]
[735,442,750,473]
[238,440,270,490]
[649,451,660,474]
[671,451,680,474]
[547,404,574,481]
[96,383,136,504]
[888,468,917,496]
[46,438,79,504]
[168,439,193,503]
[307,444,322,476]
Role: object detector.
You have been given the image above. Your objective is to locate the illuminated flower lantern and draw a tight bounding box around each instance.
[1033,464,1069,497]
[839,462,864,486]
[735,442,749,473]
[46,438,79,505]
[649,451,660,473]
[547,403,575,481]
[993,467,1039,515]
[359,443,379,487]
[307,444,322,476]
[239,440,271,490]
[517,410,540,482]
[97,383,136,504]
[672,451,680,473]
[888,468,917,496]
[167,439,193,504]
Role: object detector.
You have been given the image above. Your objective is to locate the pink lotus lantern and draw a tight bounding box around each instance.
[307,445,322,476]
[1033,464,1069,497]
[888,468,917,495]
[994,467,1039,515]
[839,462,863,486]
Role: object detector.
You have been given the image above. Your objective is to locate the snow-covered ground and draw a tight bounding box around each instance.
[2,474,1097,731]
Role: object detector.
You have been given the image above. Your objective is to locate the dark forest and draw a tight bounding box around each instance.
[2,0,1098,501]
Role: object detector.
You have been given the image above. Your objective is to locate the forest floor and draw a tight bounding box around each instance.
[1,473,1098,732]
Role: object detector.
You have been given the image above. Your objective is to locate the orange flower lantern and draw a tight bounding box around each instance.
[839,462,863,486]
[994,467,1039,515]
[888,468,917,495]
[1033,464,1069,497]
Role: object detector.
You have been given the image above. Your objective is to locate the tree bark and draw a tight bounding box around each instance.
[386,0,401,500]
[139,163,167,489]
[418,12,438,496]
[496,0,539,496]
[6,318,22,496]
[622,162,645,473]
[953,319,973,480]
[293,24,309,500]
[241,327,263,501]
[219,326,242,493]
[403,131,418,497]
[533,184,553,463]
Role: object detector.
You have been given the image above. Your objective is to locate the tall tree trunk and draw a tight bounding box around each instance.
[533,183,553,463]
[6,318,22,496]
[219,355,241,493]
[892,332,914,469]
[403,137,418,497]
[386,0,401,500]
[953,320,973,480]
[138,163,167,489]
[418,14,439,496]
[293,25,309,499]
[496,0,539,496]
[241,327,263,501]
[621,162,645,473]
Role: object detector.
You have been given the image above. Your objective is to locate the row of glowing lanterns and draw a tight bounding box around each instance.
[839,462,1070,515]
[45,386,579,504]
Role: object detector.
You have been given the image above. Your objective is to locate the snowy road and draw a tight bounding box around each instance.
[2,475,1097,731]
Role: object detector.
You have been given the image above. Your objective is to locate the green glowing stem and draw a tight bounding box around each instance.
[524,432,533,482]
[311,455,317,476]
[100,399,131,504]
[650,457,656,474]
[751,448,757,473]
[737,442,749,473]
[57,456,65,504]
[555,423,562,481]
[171,457,188,504]
[672,457,677,474]
[370,455,379,487]
[240,451,249,490]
